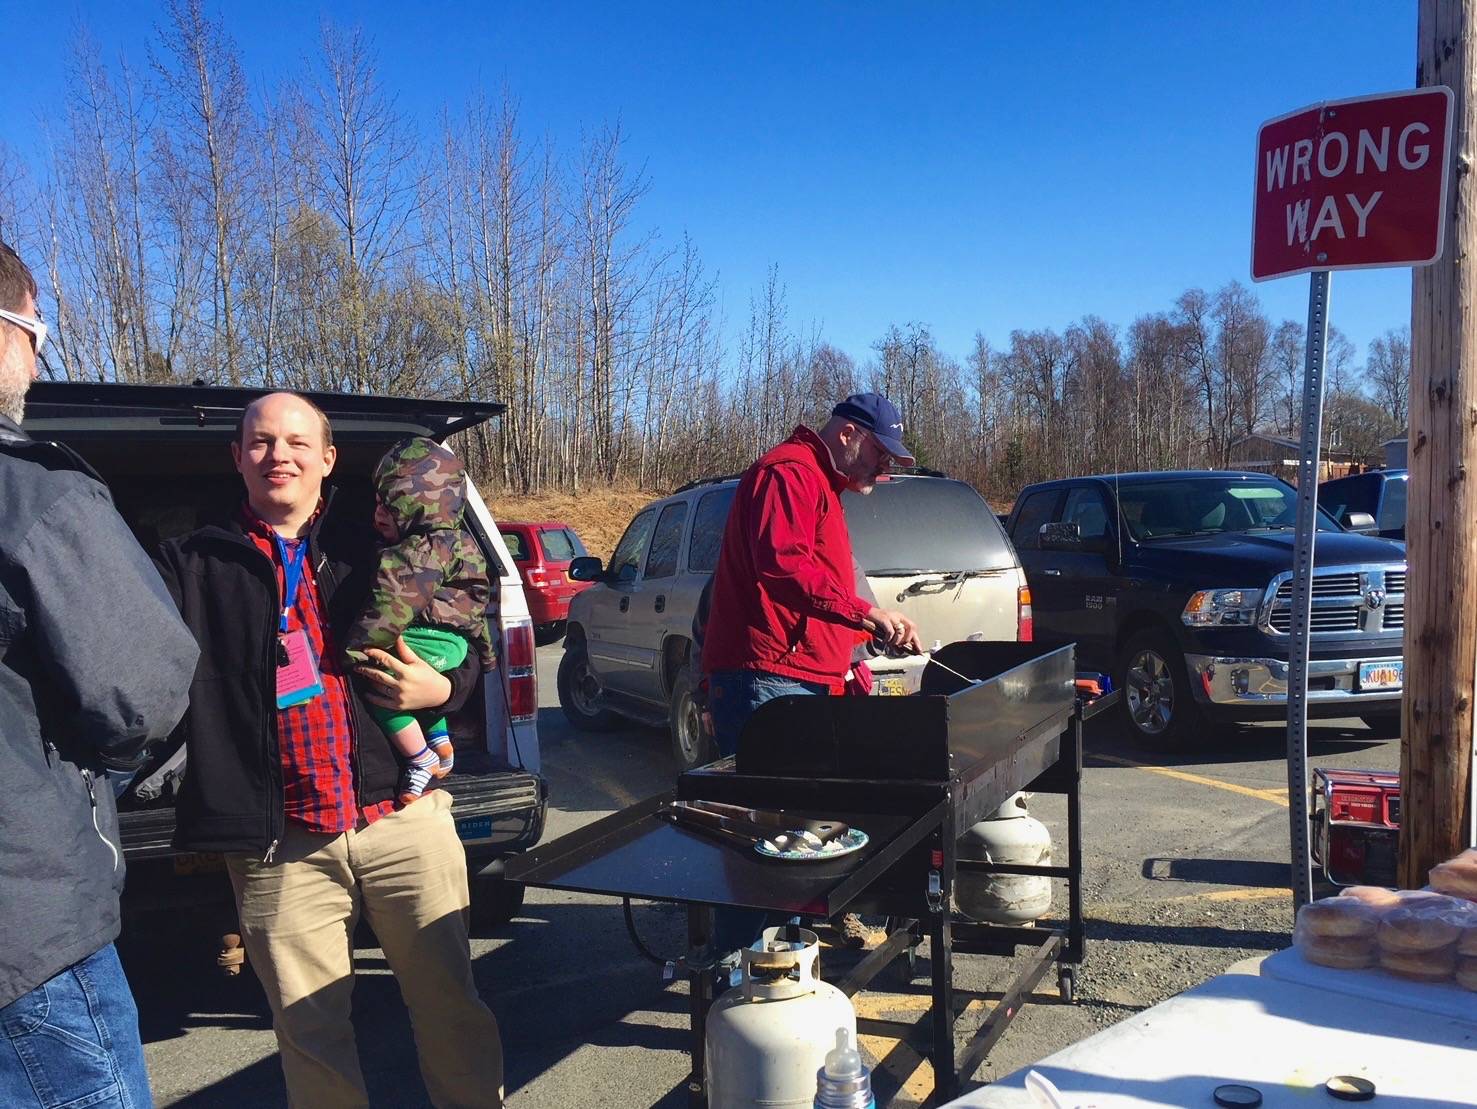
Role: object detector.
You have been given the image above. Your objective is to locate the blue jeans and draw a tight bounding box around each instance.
[0,944,152,1109]
[708,669,829,758]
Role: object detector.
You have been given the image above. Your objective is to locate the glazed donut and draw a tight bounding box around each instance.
[1379,946,1457,982]
[1379,908,1462,953]
[1429,857,1477,901]
[1340,886,1402,909]
[1299,898,1377,939]
[1300,936,1376,970]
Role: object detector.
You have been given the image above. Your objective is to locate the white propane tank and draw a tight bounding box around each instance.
[955,792,1053,924]
[705,927,857,1109]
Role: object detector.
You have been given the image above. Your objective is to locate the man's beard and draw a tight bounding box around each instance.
[0,383,24,425]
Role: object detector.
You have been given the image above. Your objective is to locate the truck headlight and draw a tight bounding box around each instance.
[1182,588,1260,627]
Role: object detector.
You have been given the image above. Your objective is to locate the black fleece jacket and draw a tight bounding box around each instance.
[153,492,480,857]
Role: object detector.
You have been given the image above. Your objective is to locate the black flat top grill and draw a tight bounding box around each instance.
[509,640,1103,1105]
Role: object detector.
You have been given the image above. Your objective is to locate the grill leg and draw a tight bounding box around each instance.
[929,908,956,1101]
[687,903,713,1108]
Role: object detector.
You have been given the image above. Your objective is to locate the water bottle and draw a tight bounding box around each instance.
[814,1027,875,1109]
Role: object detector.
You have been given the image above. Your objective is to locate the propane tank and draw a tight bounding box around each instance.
[955,792,1053,924]
[706,927,857,1109]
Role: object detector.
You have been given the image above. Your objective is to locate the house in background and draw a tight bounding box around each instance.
[1382,436,1408,468]
[1225,431,1358,483]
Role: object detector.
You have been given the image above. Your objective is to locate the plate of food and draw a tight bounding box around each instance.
[754,827,869,862]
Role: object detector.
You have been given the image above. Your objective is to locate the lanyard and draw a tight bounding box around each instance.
[272,533,309,634]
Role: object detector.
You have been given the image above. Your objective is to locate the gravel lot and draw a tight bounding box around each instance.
[121,642,1398,1107]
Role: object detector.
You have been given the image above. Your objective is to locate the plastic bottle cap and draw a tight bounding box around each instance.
[823,1027,863,1081]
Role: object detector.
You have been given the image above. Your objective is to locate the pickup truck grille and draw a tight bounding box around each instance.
[1269,608,1361,633]
[1262,565,1406,638]
[1275,573,1362,600]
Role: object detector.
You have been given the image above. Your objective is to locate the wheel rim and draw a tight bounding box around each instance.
[1125,647,1175,736]
[675,690,703,763]
[569,657,602,716]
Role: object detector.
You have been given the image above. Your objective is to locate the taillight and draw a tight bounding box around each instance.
[504,620,537,723]
[508,674,537,721]
[525,567,548,588]
[1017,585,1033,642]
[505,622,535,670]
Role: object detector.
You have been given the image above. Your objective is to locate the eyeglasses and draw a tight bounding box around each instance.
[0,308,47,354]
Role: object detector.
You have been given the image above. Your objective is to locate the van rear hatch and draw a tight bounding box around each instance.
[845,475,1024,692]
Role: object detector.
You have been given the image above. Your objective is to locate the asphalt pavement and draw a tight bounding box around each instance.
[121,642,1400,1107]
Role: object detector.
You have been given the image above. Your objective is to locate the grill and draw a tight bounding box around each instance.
[1383,603,1404,630]
[1276,572,1361,600]
[509,642,1095,1105]
[1385,570,1406,594]
[1270,607,1362,633]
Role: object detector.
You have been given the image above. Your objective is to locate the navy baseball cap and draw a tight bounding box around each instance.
[831,393,915,465]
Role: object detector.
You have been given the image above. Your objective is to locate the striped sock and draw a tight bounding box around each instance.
[429,730,454,776]
[400,746,440,802]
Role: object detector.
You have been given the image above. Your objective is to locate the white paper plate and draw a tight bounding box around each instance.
[754,827,869,862]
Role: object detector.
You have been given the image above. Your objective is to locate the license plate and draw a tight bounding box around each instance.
[1358,661,1403,691]
[875,676,908,697]
[172,851,225,875]
[456,816,493,842]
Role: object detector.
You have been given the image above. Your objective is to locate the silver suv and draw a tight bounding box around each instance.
[557,473,1031,768]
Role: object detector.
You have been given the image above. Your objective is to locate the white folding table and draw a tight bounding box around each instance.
[941,956,1475,1108]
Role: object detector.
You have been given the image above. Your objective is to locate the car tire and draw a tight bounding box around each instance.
[1359,712,1401,739]
[557,638,621,731]
[669,662,715,771]
[1117,628,1207,749]
[470,877,525,931]
[534,622,566,647]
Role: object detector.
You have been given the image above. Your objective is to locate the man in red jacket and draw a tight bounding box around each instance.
[702,392,922,756]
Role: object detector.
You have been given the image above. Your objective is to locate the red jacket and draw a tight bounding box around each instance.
[701,426,872,690]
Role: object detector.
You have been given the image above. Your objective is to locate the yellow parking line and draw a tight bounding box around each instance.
[857,1032,933,1104]
[1091,752,1289,807]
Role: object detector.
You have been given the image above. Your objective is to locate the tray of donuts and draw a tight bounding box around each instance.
[1294,849,1477,991]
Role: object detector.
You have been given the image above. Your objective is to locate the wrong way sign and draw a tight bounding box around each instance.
[1252,86,1453,281]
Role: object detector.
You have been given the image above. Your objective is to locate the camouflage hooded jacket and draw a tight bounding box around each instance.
[343,437,496,672]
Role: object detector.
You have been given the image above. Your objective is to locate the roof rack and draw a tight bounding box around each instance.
[671,472,744,494]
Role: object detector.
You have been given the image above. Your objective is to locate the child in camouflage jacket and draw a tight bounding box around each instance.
[345,437,496,803]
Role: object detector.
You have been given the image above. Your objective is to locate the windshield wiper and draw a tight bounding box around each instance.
[869,568,935,577]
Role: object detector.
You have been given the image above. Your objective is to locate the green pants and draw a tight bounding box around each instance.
[369,625,471,737]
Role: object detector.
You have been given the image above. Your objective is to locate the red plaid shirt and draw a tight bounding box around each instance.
[241,504,396,833]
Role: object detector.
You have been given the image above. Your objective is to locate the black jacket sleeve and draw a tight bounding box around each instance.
[18,479,199,769]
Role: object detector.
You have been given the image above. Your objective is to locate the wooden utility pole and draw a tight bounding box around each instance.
[1405,0,1477,887]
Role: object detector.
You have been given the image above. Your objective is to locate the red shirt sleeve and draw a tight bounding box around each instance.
[748,462,871,628]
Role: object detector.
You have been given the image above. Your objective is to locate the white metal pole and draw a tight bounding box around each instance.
[1287,268,1331,914]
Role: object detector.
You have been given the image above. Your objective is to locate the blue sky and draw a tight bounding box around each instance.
[0,1,1415,370]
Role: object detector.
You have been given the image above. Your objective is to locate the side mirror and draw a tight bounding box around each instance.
[1343,511,1378,534]
[568,555,606,582]
[1039,522,1083,551]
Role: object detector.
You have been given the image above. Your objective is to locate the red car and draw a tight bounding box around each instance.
[499,521,593,644]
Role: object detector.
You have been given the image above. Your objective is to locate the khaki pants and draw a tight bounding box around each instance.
[227,790,503,1108]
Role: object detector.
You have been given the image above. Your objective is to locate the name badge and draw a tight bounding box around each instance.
[276,630,325,708]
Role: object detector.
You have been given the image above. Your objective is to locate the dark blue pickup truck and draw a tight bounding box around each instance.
[1004,471,1406,747]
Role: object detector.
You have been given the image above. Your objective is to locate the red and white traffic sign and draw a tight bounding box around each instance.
[1251,86,1453,281]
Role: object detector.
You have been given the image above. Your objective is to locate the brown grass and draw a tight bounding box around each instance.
[489,487,658,560]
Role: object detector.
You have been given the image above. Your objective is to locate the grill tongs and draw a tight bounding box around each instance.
[660,800,850,855]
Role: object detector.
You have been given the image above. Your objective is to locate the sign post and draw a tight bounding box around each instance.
[1253,86,1453,913]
